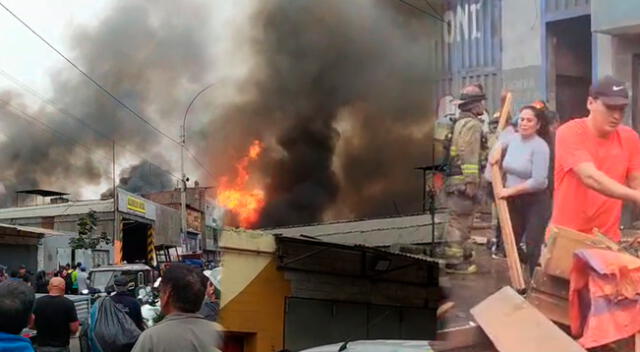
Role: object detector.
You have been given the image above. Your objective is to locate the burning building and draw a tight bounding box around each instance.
[0,0,441,230]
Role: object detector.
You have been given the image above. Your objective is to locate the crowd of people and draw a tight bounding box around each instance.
[443,75,636,278]
[0,263,221,352]
[0,263,90,296]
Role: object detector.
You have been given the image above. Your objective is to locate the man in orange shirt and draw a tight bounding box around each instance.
[550,76,640,242]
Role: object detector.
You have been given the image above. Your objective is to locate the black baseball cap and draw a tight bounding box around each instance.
[113,275,129,288]
[589,75,629,106]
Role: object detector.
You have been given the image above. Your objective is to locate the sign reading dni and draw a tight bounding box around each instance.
[127,196,146,214]
[443,0,483,44]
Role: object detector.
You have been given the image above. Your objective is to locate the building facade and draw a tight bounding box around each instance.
[218,228,440,351]
[0,188,181,271]
[143,185,221,263]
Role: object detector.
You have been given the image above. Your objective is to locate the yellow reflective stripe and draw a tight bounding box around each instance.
[461,164,479,175]
[450,175,464,180]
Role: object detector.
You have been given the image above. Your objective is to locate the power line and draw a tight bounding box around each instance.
[0,1,216,179]
[397,0,444,22]
[0,99,118,178]
[0,68,182,181]
[184,147,214,179]
[0,1,181,146]
[423,0,442,19]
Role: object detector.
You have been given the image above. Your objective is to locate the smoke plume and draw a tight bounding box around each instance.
[203,0,438,227]
[0,0,217,206]
[101,160,174,199]
[0,0,438,228]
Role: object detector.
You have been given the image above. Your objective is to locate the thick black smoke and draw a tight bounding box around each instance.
[204,0,437,227]
[101,160,174,199]
[0,0,215,205]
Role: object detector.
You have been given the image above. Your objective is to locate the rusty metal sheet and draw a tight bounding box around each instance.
[530,267,570,298]
[526,289,571,326]
[471,287,586,352]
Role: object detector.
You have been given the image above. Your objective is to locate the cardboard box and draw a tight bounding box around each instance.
[541,226,615,279]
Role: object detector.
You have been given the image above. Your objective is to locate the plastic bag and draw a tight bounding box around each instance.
[88,297,142,352]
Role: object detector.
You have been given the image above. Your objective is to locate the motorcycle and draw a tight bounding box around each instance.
[137,277,162,328]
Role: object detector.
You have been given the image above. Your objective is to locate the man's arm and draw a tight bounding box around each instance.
[29,299,39,330]
[67,299,80,335]
[628,172,640,190]
[69,320,80,335]
[574,162,640,204]
[132,301,146,331]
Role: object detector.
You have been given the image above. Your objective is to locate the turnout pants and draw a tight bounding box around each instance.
[446,192,480,245]
[507,190,550,277]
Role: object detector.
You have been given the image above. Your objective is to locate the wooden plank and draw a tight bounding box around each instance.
[491,92,526,292]
[530,267,569,299]
[471,287,586,352]
[496,92,513,132]
[526,288,570,326]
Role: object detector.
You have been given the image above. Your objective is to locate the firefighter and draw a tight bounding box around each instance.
[442,83,487,274]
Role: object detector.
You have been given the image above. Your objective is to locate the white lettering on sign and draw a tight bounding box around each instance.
[443,0,483,44]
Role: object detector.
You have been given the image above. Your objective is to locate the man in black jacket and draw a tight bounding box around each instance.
[109,275,145,331]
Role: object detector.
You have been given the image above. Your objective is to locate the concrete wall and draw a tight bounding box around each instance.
[39,234,113,271]
[218,229,289,352]
[9,212,115,238]
[592,0,640,34]
[143,188,207,211]
[611,35,640,127]
[502,0,545,110]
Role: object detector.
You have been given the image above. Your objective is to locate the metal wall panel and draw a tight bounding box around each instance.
[545,0,590,15]
[437,0,502,113]
[0,244,37,273]
[284,297,435,351]
[153,205,181,246]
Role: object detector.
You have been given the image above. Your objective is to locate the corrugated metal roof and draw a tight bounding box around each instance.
[0,223,67,237]
[262,213,447,246]
[275,235,437,265]
[0,199,113,219]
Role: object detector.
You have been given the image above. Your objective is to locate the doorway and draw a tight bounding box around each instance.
[121,219,151,264]
[222,332,251,352]
[547,15,592,122]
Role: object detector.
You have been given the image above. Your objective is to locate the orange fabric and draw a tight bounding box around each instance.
[551,118,640,241]
[570,249,640,348]
[550,118,640,242]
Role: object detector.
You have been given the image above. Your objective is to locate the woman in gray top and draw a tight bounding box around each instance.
[489,105,551,277]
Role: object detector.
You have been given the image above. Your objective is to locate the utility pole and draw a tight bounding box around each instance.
[113,141,117,240]
[181,83,216,248]
[113,141,121,264]
[180,125,187,246]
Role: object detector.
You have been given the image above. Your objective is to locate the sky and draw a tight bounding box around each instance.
[0,0,252,200]
[0,1,109,94]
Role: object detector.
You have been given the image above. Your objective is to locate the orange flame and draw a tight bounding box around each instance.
[216,140,265,228]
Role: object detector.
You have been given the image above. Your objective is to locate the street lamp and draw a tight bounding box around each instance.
[181,83,216,241]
